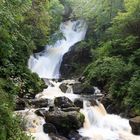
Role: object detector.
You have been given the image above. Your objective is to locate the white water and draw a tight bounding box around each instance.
[28,20,87,79]
[79,100,140,140]
[36,80,79,101]
[16,109,51,140]
[26,19,140,140]
[26,20,88,140]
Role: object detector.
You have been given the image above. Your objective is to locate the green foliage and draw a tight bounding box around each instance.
[0,79,30,140]
[84,0,140,115]
[0,0,63,139]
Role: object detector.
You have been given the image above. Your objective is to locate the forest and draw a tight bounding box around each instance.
[0,0,140,139]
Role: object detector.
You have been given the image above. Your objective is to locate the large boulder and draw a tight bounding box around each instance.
[60,42,92,79]
[49,133,68,140]
[72,83,95,95]
[43,123,58,134]
[59,83,68,93]
[72,83,84,94]
[34,109,47,117]
[54,96,75,108]
[61,107,80,112]
[15,98,26,110]
[68,131,83,140]
[68,131,90,140]
[45,108,85,135]
[129,116,140,135]
[74,99,83,108]
[28,98,51,108]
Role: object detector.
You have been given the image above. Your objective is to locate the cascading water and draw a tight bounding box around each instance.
[20,19,140,140]
[79,100,140,140]
[28,20,87,79]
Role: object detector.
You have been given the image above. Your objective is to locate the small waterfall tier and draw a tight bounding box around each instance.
[28,20,87,79]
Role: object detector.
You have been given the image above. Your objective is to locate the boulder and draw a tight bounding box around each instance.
[72,83,84,94]
[43,123,58,134]
[74,99,83,108]
[49,133,68,140]
[61,107,80,112]
[35,109,47,117]
[129,116,140,135]
[54,96,75,108]
[15,98,26,110]
[68,131,83,140]
[72,83,95,95]
[45,108,85,135]
[81,86,95,95]
[59,83,68,93]
[60,42,92,79]
[28,98,51,108]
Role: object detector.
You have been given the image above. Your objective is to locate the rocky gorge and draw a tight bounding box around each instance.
[13,19,140,140]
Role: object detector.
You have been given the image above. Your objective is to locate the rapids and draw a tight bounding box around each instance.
[19,20,140,140]
[79,101,140,140]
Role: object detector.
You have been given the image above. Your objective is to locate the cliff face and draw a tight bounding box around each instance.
[60,42,92,79]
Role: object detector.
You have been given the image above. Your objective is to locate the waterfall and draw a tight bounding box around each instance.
[26,19,140,140]
[79,100,140,140]
[28,20,87,79]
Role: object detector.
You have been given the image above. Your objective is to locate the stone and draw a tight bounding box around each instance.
[54,96,75,108]
[59,83,68,93]
[45,108,85,135]
[28,98,50,108]
[74,99,83,108]
[72,83,84,94]
[61,107,80,112]
[49,106,55,112]
[34,109,47,117]
[43,123,58,134]
[60,43,92,79]
[15,98,26,110]
[49,133,68,140]
[90,99,98,106]
[129,116,140,135]
[81,86,95,95]
[72,83,95,95]
[68,131,83,140]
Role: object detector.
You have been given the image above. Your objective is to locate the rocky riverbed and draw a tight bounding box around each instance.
[15,79,140,140]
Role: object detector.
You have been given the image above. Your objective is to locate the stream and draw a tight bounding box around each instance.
[16,20,140,140]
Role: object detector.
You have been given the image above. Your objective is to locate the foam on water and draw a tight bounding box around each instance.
[79,100,140,140]
[16,109,51,140]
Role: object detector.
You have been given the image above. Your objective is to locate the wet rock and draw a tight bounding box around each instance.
[60,43,92,79]
[45,108,85,135]
[101,94,113,108]
[68,131,83,140]
[15,98,26,110]
[54,96,75,108]
[49,106,55,112]
[78,76,86,83]
[28,98,50,108]
[43,123,58,134]
[81,86,95,95]
[72,83,95,95]
[61,107,80,112]
[59,83,68,93]
[35,109,47,117]
[49,133,68,140]
[90,99,98,106]
[74,99,83,108]
[58,78,64,82]
[129,116,140,135]
[72,83,84,94]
